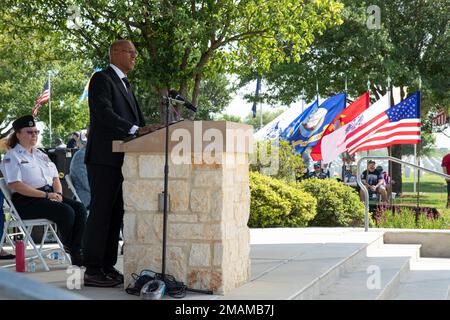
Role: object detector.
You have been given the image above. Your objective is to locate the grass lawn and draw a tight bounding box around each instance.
[401,172,447,193]
[390,173,449,216]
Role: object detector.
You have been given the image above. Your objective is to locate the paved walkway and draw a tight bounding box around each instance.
[2,228,450,299]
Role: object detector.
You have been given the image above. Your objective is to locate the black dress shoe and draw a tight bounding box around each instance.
[103,267,124,284]
[84,272,122,288]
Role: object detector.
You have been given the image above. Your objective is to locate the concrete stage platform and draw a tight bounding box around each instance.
[2,228,450,300]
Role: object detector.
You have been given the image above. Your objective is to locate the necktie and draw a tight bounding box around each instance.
[122,77,138,119]
[122,77,132,92]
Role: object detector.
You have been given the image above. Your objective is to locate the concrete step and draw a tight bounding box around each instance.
[393,258,450,300]
[221,231,384,300]
[316,244,422,300]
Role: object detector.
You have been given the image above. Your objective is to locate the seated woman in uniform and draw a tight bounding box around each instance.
[1,115,86,266]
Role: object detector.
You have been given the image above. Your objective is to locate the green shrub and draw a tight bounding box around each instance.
[250,139,305,182]
[416,214,450,229]
[376,208,417,229]
[375,208,450,229]
[296,178,365,227]
[249,172,317,228]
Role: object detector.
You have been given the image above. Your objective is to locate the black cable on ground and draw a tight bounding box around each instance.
[125,269,213,298]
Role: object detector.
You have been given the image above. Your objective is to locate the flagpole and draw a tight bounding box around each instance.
[301,89,305,113]
[417,77,422,208]
[413,79,418,194]
[48,71,52,147]
[316,80,319,103]
[366,79,370,160]
[342,76,348,181]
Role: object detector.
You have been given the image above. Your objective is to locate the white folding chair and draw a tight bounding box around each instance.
[0,178,71,271]
[65,174,82,203]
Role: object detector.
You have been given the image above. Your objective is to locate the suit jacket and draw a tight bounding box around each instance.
[85,66,145,167]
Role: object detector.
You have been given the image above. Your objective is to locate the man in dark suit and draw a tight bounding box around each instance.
[83,39,160,287]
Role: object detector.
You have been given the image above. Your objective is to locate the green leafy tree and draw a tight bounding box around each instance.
[0,18,91,144]
[243,108,286,132]
[241,0,449,193]
[1,0,344,122]
[215,114,242,123]
[251,139,305,182]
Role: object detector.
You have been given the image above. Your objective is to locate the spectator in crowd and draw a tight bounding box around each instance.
[54,138,66,149]
[66,132,80,149]
[69,130,90,210]
[1,115,87,266]
[0,190,15,260]
[308,162,328,180]
[360,160,387,203]
[441,153,450,208]
[342,166,357,187]
[376,165,394,200]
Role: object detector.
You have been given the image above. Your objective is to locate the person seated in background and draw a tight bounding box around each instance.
[1,115,87,266]
[66,132,80,149]
[54,138,66,149]
[342,168,358,187]
[376,165,393,200]
[360,160,387,203]
[69,130,90,210]
[308,162,328,180]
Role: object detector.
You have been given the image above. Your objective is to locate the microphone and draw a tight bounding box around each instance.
[168,90,197,113]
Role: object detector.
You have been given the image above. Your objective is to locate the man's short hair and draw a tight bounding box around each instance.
[368,160,376,164]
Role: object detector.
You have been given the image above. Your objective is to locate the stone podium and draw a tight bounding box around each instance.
[113,121,253,294]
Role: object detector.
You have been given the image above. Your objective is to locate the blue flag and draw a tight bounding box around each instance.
[281,99,319,141]
[281,93,346,153]
[78,68,102,103]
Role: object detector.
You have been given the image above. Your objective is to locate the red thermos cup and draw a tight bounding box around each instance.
[15,235,25,272]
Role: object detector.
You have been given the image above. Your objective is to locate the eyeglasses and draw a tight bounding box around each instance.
[118,49,138,56]
[25,130,40,135]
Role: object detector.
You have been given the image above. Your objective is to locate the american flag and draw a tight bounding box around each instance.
[32,80,50,117]
[433,110,447,126]
[346,91,421,154]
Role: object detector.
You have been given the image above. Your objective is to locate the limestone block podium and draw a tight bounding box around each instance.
[113,120,253,294]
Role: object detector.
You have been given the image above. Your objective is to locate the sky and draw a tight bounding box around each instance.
[223,79,305,120]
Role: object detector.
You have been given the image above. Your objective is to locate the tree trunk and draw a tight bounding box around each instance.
[390,145,403,195]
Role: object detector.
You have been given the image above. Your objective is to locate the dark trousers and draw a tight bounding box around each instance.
[11,193,87,252]
[83,164,124,272]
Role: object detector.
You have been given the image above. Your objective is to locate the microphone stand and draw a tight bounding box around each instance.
[160,96,212,296]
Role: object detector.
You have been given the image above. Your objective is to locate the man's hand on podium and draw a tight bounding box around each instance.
[137,124,164,136]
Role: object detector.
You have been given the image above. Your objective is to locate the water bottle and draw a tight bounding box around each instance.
[47,251,59,261]
[27,259,36,272]
[15,235,25,272]
[47,250,66,264]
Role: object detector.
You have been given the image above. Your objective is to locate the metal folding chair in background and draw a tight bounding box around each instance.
[0,178,71,271]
